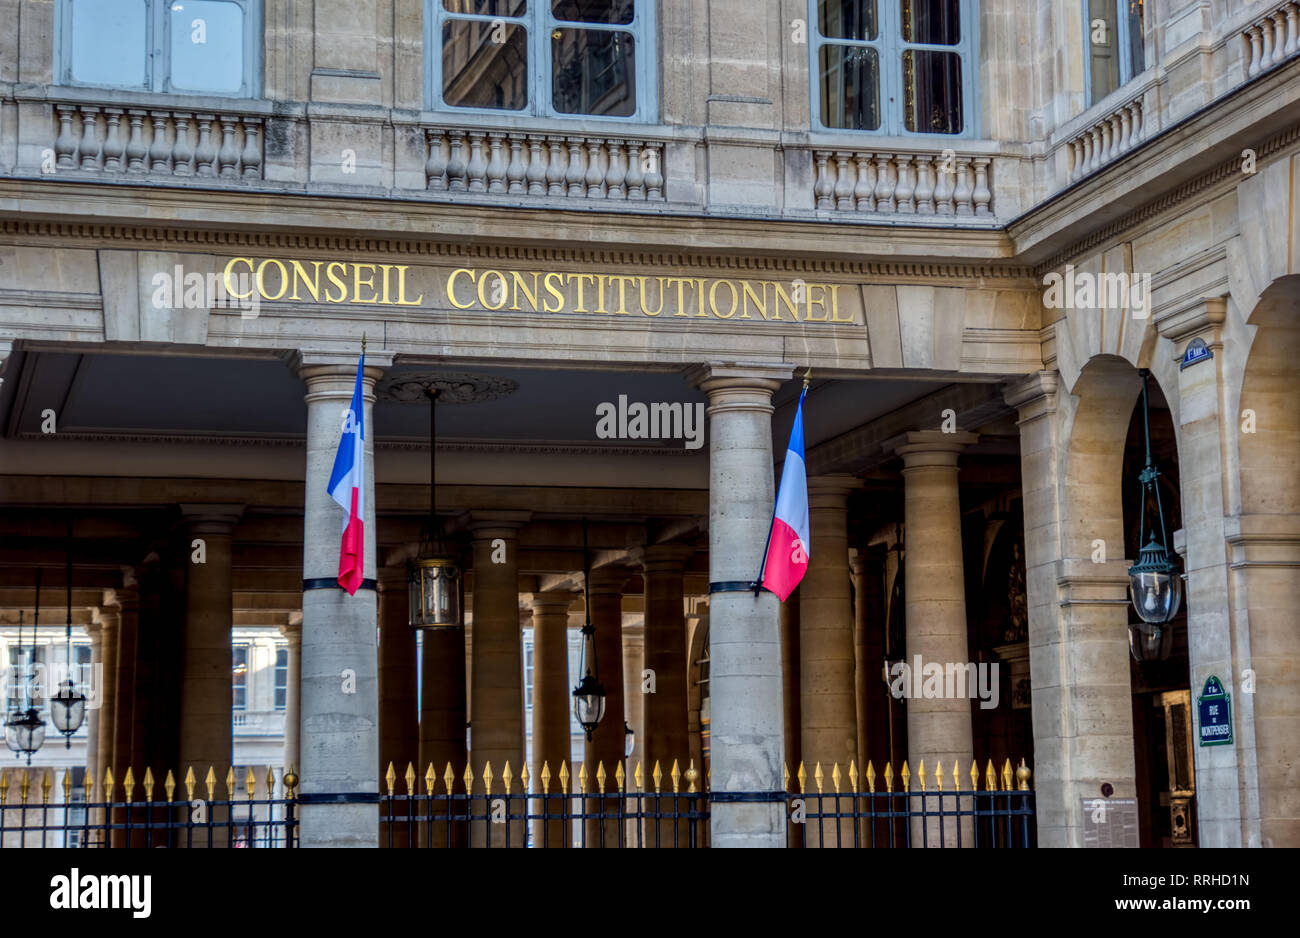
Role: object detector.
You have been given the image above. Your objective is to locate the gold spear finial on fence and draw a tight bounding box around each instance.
[883,761,893,793]
[165,770,176,803]
[558,761,570,795]
[520,762,530,793]
[970,760,980,792]
[462,762,474,795]
[685,760,698,794]
[670,759,680,795]
[482,760,494,795]
[103,767,115,803]
[41,769,52,804]
[266,767,275,799]
[985,759,996,792]
[82,767,92,803]
[144,767,155,802]
[404,762,416,797]
[1017,759,1032,791]
[245,767,256,800]
[615,761,625,793]
[866,761,876,794]
[20,769,30,805]
[577,761,587,796]
[441,762,453,795]
[934,761,944,792]
[917,760,927,791]
[62,768,73,804]
[0,770,9,805]
[796,761,807,795]
[502,760,513,795]
[651,760,662,794]
[953,761,961,793]
[633,761,643,794]
[203,767,216,801]
[848,760,858,793]
[900,761,910,792]
[595,761,606,794]
[183,766,195,801]
[541,761,551,795]
[813,762,824,794]
[284,767,299,798]
[385,762,396,797]
[831,762,842,794]
[783,762,790,791]
[225,767,236,799]
[1001,759,1012,792]
[123,767,136,803]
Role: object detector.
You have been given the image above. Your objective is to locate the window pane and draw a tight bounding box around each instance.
[552,29,636,117]
[1126,0,1145,76]
[69,0,147,87]
[443,0,526,14]
[1087,0,1119,101]
[169,0,245,94]
[903,49,962,133]
[900,0,960,45]
[818,0,877,41]
[442,19,529,109]
[552,0,633,25]
[818,44,880,130]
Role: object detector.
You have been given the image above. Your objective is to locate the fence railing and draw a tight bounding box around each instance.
[0,757,1033,847]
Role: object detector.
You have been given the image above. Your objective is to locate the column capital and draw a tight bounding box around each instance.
[179,503,245,532]
[279,612,303,642]
[686,362,793,413]
[629,542,696,571]
[886,430,978,468]
[1003,370,1059,417]
[1153,295,1227,347]
[523,590,579,614]
[293,348,396,376]
[469,510,532,539]
[586,566,631,595]
[808,473,860,507]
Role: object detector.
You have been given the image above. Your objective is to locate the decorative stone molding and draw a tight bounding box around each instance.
[1243,1,1300,79]
[1065,96,1146,183]
[375,372,519,404]
[811,149,993,217]
[53,103,263,180]
[425,128,665,202]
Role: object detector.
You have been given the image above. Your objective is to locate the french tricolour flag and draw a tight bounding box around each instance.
[327,353,366,595]
[760,386,809,601]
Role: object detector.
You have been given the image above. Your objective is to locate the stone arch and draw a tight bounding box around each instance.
[1238,275,1300,516]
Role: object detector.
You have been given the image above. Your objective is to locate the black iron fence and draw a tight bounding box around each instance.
[0,758,1035,848]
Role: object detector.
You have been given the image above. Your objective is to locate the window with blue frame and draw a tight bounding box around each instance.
[811,0,975,137]
[56,0,260,97]
[1085,0,1146,105]
[273,647,288,711]
[428,1,655,120]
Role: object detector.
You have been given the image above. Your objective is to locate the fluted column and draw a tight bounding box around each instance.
[525,591,576,847]
[689,362,793,847]
[800,474,859,847]
[297,349,391,847]
[891,431,978,847]
[469,510,529,847]
[582,566,628,846]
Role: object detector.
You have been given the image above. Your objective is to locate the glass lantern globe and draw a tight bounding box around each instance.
[624,721,635,758]
[1128,620,1174,662]
[4,708,46,764]
[572,673,606,741]
[408,557,462,629]
[49,678,87,742]
[1128,538,1183,625]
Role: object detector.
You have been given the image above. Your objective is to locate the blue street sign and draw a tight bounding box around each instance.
[1198,675,1232,747]
[1181,337,1213,370]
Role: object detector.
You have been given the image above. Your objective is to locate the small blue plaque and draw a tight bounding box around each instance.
[1181,337,1213,370]
[1198,675,1232,747]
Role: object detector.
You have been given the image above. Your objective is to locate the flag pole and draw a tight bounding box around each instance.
[750,367,812,596]
[361,332,367,356]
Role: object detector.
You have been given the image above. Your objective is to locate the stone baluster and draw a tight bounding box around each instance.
[913,155,935,214]
[833,152,854,209]
[643,144,663,200]
[933,154,954,213]
[624,140,645,200]
[171,115,194,176]
[54,106,78,169]
[813,150,833,209]
[874,154,895,212]
[125,111,147,173]
[954,157,973,215]
[565,137,586,197]
[972,158,991,216]
[1261,15,1276,68]
[895,154,916,213]
[193,116,217,176]
[149,112,172,174]
[425,130,448,190]
[1129,100,1144,144]
[1082,128,1096,173]
[485,132,507,193]
[506,135,526,194]
[1246,26,1263,77]
[545,137,566,195]
[525,135,547,195]
[217,117,239,177]
[465,132,487,191]
[240,119,261,178]
[102,110,125,172]
[853,153,875,211]
[605,139,627,199]
[78,107,101,170]
[585,140,605,197]
[1118,106,1133,154]
[1286,4,1299,56]
[1102,117,1115,163]
[446,131,468,191]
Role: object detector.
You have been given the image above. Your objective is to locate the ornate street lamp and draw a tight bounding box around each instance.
[49,527,87,744]
[4,609,45,765]
[1128,369,1183,626]
[572,520,606,741]
[409,388,463,630]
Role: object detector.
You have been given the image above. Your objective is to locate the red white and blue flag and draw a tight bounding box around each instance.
[327,352,366,595]
[760,386,809,601]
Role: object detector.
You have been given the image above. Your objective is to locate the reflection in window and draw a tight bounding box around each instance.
[274,647,288,711]
[232,644,248,711]
[169,0,245,94]
[443,0,526,14]
[819,44,880,130]
[903,49,962,134]
[552,29,635,116]
[69,0,148,88]
[900,0,959,45]
[442,19,529,110]
[552,0,632,24]
[819,0,877,41]
[1087,0,1145,104]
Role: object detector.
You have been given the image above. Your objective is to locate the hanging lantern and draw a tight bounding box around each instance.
[50,530,87,746]
[408,388,464,630]
[571,520,606,741]
[624,721,635,758]
[4,610,45,765]
[1127,370,1183,626]
[1128,620,1175,662]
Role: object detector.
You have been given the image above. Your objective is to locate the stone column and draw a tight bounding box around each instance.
[297,349,391,848]
[525,591,575,847]
[689,362,793,847]
[178,505,241,788]
[418,621,467,843]
[582,567,628,846]
[779,595,802,848]
[850,546,889,774]
[468,511,529,847]
[109,580,140,848]
[94,603,119,789]
[890,431,978,847]
[132,557,164,778]
[800,474,859,847]
[621,621,645,846]
[378,566,418,785]
[634,545,694,788]
[280,616,302,774]
[83,618,103,792]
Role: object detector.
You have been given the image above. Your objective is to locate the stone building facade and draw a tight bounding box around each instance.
[0,0,1296,848]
